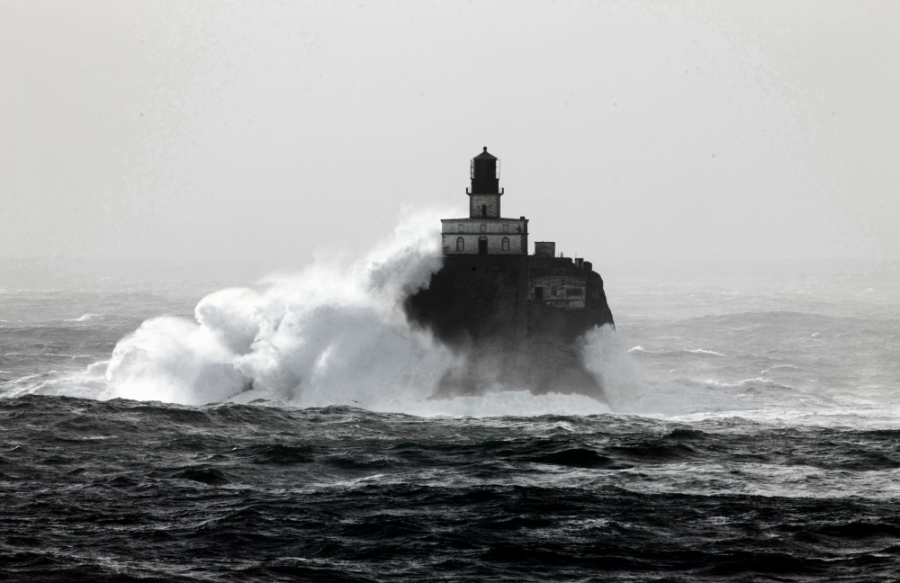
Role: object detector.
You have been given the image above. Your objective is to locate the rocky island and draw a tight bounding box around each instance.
[404,148,614,396]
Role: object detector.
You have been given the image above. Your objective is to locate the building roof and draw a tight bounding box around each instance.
[473,147,497,160]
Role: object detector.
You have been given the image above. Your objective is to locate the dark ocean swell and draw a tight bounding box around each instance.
[2,395,899,582]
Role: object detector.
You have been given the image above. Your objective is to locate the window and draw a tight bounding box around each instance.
[501,237,510,251]
[481,204,487,217]
[458,223,464,233]
[456,237,464,252]
[480,223,487,233]
[503,224,509,233]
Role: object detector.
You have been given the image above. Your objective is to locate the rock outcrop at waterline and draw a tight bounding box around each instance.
[404,253,614,397]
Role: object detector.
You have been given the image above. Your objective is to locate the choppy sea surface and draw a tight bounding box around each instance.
[2,255,900,582]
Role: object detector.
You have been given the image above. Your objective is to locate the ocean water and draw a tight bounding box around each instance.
[2,239,899,580]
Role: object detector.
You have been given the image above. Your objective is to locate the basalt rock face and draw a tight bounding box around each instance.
[404,255,614,398]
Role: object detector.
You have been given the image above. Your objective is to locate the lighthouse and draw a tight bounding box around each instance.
[408,146,614,396]
[441,147,528,255]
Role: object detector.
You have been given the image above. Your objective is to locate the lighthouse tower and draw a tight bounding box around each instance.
[468,147,502,218]
[441,148,528,255]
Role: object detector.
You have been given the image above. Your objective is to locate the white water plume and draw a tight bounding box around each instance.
[105,209,458,407]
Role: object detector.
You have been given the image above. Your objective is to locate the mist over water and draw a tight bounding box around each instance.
[3,211,897,425]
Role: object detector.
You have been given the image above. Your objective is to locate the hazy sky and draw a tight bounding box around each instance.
[3,1,899,268]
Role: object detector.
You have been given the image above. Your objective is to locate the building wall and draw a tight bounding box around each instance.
[442,233,526,255]
[441,218,528,255]
[442,219,526,235]
[527,275,586,309]
[534,242,556,257]
[468,194,501,218]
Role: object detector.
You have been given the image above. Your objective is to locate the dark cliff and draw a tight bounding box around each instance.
[404,254,614,397]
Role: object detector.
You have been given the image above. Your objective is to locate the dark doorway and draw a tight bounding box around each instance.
[534,286,544,301]
[481,204,487,217]
[478,239,488,255]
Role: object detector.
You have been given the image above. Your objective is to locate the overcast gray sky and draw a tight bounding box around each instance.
[2,1,898,268]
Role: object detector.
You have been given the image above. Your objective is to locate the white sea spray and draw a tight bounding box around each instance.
[106,209,459,407]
